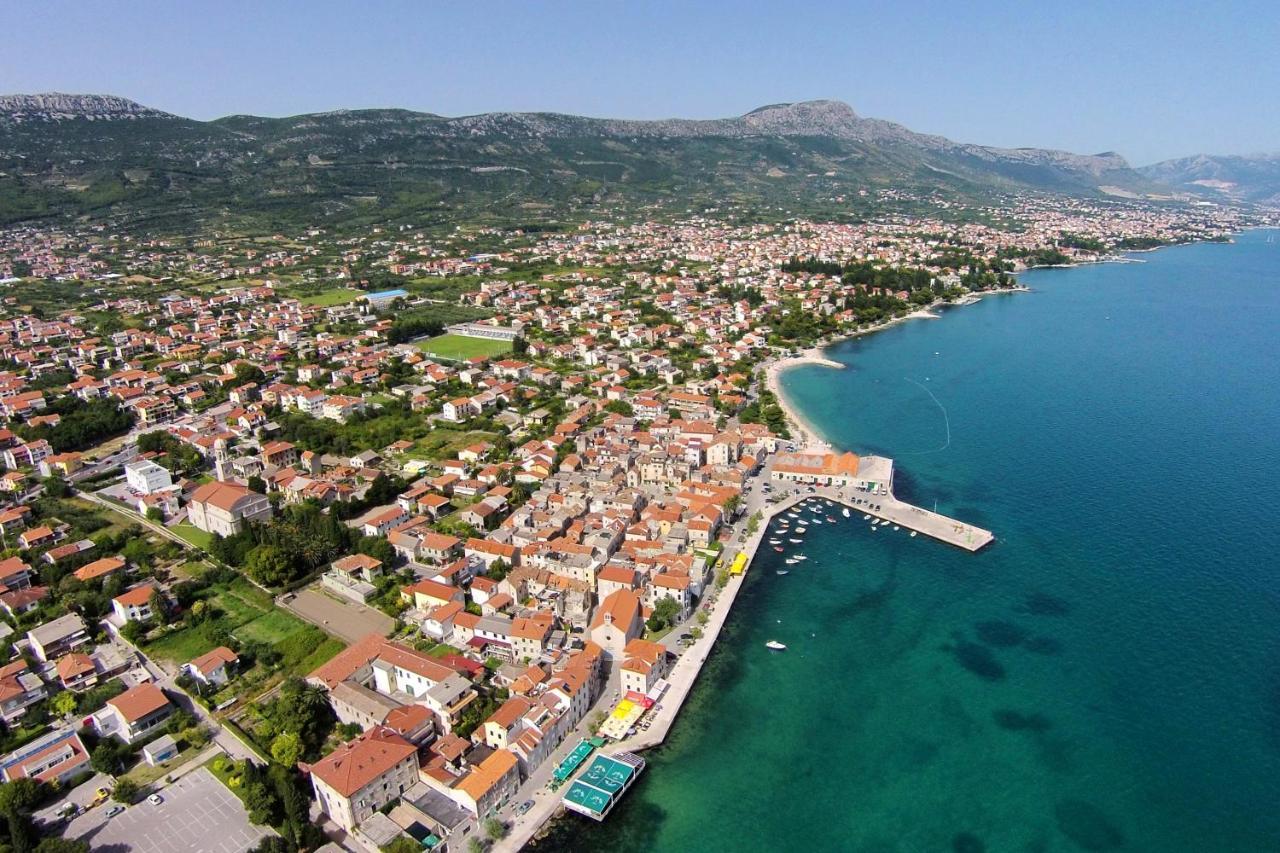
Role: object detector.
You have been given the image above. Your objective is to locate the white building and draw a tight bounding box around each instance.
[125,460,173,495]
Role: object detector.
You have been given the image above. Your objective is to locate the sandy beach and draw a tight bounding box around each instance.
[764,345,840,450]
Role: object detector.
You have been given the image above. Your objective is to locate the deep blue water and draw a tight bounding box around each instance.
[539,229,1280,852]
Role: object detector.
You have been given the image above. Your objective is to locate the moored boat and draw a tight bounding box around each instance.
[766,640,787,651]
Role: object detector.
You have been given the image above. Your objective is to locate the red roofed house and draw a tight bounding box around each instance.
[0,729,91,786]
[93,683,174,743]
[303,726,419,832]
[620,637,672,696]
[111,583,159,623]
[183,646,239,688]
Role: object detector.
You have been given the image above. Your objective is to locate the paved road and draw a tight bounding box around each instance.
[280,586,394,643]
[67,767,274,853]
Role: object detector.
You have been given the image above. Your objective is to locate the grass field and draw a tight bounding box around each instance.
[172,523,214,550]
[297,287,363,307]
[144,576,339,677]
[415,333,512,361]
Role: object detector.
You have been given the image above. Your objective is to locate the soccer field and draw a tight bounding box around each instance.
[416,333,512,360]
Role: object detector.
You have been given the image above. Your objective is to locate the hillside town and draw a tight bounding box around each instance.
[0,198,1261,853]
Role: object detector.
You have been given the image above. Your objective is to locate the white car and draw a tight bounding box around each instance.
[147,794,163,806]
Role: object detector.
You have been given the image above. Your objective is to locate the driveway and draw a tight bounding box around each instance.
[281,587,394,643]
[67,767,273,853]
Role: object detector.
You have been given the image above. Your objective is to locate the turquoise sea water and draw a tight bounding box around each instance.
[538,230,1280,852]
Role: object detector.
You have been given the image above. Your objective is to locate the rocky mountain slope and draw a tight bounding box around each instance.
[0,93,1167,230]
[1140,153,1280,206]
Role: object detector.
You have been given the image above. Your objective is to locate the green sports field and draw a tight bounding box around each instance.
[415,333,512,360]
[298,287,363,306]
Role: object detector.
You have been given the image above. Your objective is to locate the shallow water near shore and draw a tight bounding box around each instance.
[537,230,1280,852]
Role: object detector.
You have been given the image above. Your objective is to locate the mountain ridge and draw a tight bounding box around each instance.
[0,93,1178,230]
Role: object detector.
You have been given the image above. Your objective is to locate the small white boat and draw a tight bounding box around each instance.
[910,531,918,538]
[842,508,851,517]
[793,555,808,561]
[871,525,879,531]
[863,514,871,520]
[893,525,900,531]
[789,538,803,543]
[766,640,787,651]
[776,570,789,576]
[785,558,799,565]
[769,539,781,545]
[810,520,822,526]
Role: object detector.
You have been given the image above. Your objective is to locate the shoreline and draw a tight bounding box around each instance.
[518,235,1257,848]
[764,285,1030,452]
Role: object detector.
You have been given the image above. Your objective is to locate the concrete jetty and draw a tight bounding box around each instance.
[768,451,993,552]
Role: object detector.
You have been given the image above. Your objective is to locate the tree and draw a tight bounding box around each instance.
[270,732,302,767]
[51,691,78,718]
[90,739,131,775]
[484,817,507,840]
[646,597,681,633]
[119,619,147,645]
[244,545,296,588]
[249,838,292,853]
[144,506,164,522]
[42,476,70,499]
[35,839,91,853]
[180,725,211,750]
[247,475,266,495]
[111,778,140,804]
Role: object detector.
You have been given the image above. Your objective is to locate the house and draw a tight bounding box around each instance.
[17,526,55,550]
[434,748,520,820]
[304,726,420,833]
[361,506,408,538]
[0,505,32,535]
[648,572,693,622]
[124,460,173,495]
[620,638,671,696]
[308,634,477,733]
[322,553,384,604]
[261,440,298,469]
[74,555,127,583]
[56,653,99,691]
[400,579,465,612]
[0,660,47,723]
[93,683,174,744]
[0,586,48,619]
[186,480,274,536]
[28,613,89,662]
[112,583,159,623]
[588,589,644,659]
[0,730,91,786]
[183,646,239,688]
[0,556,36,591]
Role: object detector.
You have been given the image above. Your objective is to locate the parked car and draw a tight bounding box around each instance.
[92,787,112,806]
[517,800,534,815]
[148,794,163,806]
[105,805,124,818]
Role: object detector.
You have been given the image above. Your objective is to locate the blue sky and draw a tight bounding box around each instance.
[5,0,1277,164]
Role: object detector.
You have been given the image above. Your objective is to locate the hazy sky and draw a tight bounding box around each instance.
[5,1,1277,164]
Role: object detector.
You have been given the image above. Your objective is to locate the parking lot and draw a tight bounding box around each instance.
[281,586,393,643]
[67,767,273,853]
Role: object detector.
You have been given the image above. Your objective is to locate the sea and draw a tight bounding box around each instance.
[536,228,1280,852]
